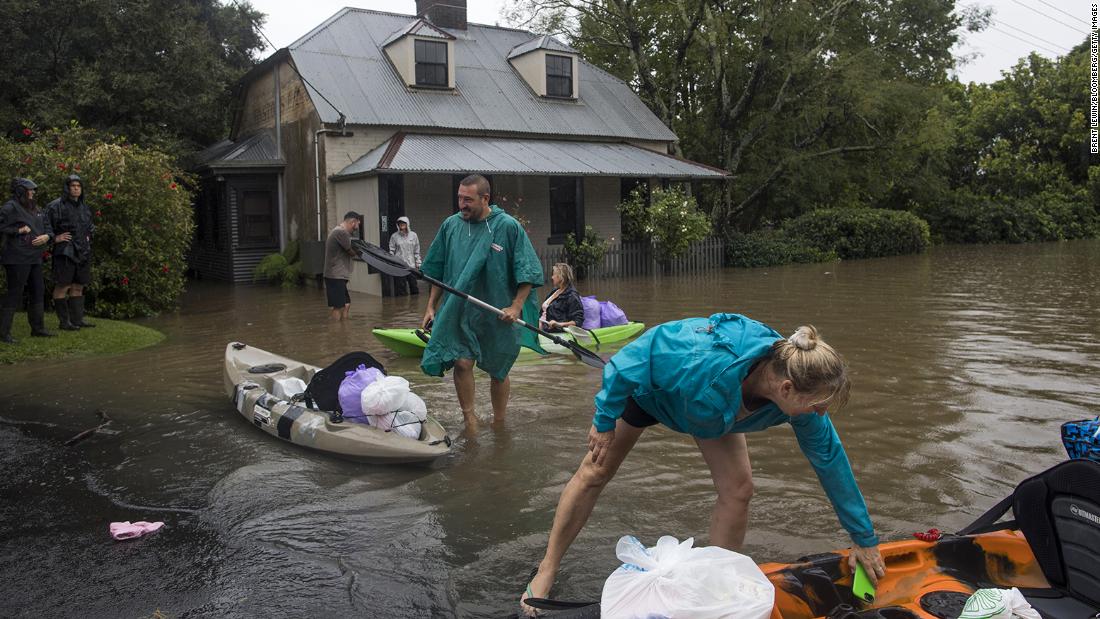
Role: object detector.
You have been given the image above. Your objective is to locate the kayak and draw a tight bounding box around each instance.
[525,458,1100,618]
[223,342,451,464]
[371,322,646,359]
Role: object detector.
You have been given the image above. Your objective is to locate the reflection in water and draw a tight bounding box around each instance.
[2,240,1098,617]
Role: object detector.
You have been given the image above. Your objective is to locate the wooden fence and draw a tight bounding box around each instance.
[537,237,725,279]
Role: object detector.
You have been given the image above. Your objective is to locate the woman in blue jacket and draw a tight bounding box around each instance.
[521,313,884,615]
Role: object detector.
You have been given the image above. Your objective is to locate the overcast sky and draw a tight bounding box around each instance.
[247,0,1090,85]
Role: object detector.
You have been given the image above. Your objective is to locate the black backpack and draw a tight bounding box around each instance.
[302,351,386,416]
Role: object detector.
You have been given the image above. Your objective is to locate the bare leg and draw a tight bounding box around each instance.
[453,358,477,428]
[521,420,645,616]
[489,375,509,424]
[329,308,341,320]
[70,284,83,297]
[341,303,350,320]
[694,432,754,550]
[53,284,70,301]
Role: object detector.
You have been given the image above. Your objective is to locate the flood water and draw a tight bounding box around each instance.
[2,239,1098,618]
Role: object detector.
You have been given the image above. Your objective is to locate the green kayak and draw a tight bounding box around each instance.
[372,322,646,359]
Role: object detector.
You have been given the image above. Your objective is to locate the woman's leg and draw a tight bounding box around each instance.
[522,419,646,615]
[694,432,754,550]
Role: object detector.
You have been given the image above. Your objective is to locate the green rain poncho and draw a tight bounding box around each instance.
[420,205,545,381]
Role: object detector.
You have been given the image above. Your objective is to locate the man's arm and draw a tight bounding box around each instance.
[339,229,356,256]
[421,283,442,329]
[500,283,532,323]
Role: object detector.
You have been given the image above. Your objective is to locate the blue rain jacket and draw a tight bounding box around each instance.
[593,313,879,547]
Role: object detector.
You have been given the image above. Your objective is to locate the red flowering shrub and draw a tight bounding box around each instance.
[0,125,194,318]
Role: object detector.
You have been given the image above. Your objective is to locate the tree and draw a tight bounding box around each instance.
[0,0,265,155]
[504,0,975,230]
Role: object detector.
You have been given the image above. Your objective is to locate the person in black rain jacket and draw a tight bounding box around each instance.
[46,174,96,330]
[0,178,55,342]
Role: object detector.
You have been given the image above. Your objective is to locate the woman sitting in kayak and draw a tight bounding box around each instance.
[521,313,885,616]
[538,262,584,333]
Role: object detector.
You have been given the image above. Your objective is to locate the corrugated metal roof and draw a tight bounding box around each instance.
[333,134,727,179]
[507,34,577,59]
[192,132,284,169]
[286,8,677,142]
[380,18,455,48]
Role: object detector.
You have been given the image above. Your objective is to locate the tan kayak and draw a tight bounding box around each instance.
[223,342,452,464]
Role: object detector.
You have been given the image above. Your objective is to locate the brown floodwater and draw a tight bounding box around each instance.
[2,239,1098,617]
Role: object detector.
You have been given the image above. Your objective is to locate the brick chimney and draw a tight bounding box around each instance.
[416,0,467,30]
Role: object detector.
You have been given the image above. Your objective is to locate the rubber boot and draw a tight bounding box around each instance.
[0,308,16,344]
[69,296,94,328]
[55,298,79,331]
[29,304,54,337]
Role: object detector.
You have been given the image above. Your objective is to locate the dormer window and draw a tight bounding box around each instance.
[415,40,448,87]
[546,54,573,98]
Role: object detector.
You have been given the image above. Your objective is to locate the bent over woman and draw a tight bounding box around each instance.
[521,313,884,616]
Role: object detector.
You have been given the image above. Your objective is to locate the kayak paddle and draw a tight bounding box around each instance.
[353,239,607,370]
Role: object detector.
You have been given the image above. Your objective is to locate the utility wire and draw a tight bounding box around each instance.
[1032,0,1089,27]
[988,25,1067,56]
[1009,0,1088,36]
[228,0,348,124]
[995,20,1072,53]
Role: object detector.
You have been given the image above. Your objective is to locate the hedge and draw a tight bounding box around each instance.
[912,191,1100,244]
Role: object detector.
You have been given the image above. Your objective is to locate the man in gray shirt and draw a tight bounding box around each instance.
[388,215,421,295]
[323,211,361,320]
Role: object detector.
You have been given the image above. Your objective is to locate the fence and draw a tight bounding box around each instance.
[537,236,725,279]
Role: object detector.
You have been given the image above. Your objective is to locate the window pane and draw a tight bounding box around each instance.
[548,75,572,97]
[241,190,275,244]
[549,177,578,236]
[415,40,447,64]
[547,55,572,77]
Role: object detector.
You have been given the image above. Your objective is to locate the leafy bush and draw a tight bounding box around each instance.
[619,187,711,263]
[913,191,1099,244]
[0,124,194,318]
[782,208,930,259]
[563,225,608,279]
[254,241,304,288]
[725,229,837,268]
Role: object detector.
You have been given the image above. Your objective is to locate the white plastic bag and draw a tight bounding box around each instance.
[360,375,410,416]
[272,377,307,400]
[601,536,774,619]
[373,392,428,439]
[959,588,1041,619]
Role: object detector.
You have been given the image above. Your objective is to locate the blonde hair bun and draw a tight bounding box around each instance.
[788,325,818,351]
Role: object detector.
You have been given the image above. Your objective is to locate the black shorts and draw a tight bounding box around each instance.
[324,277,350,308]
[621,396,660,428]
[53,256,91,286]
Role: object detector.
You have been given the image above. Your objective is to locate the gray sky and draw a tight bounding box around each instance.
[246,0,1089,85]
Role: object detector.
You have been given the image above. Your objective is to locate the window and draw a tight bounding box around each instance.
[549,176,582,243]
[238,189,277,247]
[546,54,573,97]
[415,40,448,87]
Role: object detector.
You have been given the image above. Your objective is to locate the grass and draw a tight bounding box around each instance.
[0,312,165,364]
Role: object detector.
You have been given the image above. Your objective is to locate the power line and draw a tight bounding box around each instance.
[1032,0,1089,27]
[1009,0,1088,36]
[988,25,1067,56]
[994,20,1072,53]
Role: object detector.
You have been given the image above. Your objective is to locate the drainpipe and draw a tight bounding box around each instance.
[313,113,352,241]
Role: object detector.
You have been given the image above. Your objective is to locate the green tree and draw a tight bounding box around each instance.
[0,0,265,154]
[619,187,711,263]
[0,124,196,318]
[504,0,974,230]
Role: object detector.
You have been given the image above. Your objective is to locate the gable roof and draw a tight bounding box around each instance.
[507,34,577,59]
[380,17,455,48]
[191,131,284,171]
[280,8,676,142]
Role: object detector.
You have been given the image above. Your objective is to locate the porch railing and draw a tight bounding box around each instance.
[537,236,725,279]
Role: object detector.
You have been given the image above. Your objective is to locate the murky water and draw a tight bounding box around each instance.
[2,240,1098,618]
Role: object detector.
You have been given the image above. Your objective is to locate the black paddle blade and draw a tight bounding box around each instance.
[541,332,606,369]
[353,239,415,277]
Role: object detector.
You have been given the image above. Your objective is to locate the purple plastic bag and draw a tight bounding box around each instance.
[338,364,383,420]
[599,300,628,328]
[581,295,602,330]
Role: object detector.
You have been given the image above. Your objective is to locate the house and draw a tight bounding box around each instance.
[190,0,727,292]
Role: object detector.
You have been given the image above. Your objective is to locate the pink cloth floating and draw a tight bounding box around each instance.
[110,521,164,540]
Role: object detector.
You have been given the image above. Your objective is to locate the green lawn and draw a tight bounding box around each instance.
[0,313,165,364]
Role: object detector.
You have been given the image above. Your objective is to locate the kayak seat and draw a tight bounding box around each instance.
[1012,459,1100,613]
[953,459,1100,618]
[302,352,386,413]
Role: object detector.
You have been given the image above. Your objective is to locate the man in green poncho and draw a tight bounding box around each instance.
[419,174,545,429]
